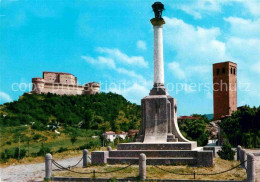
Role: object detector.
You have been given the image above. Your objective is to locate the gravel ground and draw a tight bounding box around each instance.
[0,156,82,182]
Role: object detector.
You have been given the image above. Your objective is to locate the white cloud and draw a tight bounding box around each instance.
[164,17,227,65]
[117,68,144,81]
[172,0,260,19]
[96,47,148,68]
[242,0,260,17]
[224,17,260,38]
[168,62,186,79]
[165,17,229,82]
[171,0,223,19]
[81,56,116,69]
[136,40,147,51]
[81,48,146,81]
[0,91,12,103]
[110,82,149,104]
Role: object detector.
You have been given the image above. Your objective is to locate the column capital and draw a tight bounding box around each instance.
[150,18,165,26]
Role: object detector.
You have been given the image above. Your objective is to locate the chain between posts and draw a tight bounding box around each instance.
[147,160,247,178]
[52,159,138,175]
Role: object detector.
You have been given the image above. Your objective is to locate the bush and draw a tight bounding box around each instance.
[57,147,68,153]
[33,134,42,141]
[37,146,51,156]
[1,149,13,161]
[79,139,102,150]
[217,142,235,161]
[14,147,27,159]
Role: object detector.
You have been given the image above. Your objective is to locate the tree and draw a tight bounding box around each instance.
[217,142,235,161]
[70,135,77,145]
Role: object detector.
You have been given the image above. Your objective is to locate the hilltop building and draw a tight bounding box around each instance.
[32,71,100,95]
[213,61,237,120]
[177,116,200,122]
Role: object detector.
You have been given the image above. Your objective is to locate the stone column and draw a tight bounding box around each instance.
[139,153,146,180]
[237,145,241,161]
[150,18,166,94]
[45,153,52,180]
[240,149,247,169]
[107,146,112,151]
[83,149,88,167]
[247,153,255,182]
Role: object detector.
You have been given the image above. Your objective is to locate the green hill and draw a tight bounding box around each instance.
[0,92,141,132]
[0,92,141,161]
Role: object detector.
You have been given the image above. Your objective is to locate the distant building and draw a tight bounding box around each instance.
[177,116,200,122]
[103,131,128,142]
[213,61,237,120]
[31,71,100,95]
[128,129,139,137]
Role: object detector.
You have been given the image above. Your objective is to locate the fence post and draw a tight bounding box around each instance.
[45,153,52,180]
[237,145,241,161]
[247,153,255,182]
[139,153,146,181]
[240,149,247,169]
[83,149,88,167]
[107,146,112,151]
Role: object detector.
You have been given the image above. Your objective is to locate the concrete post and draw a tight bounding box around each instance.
[45,153,52,180]
[237,145,241,161]
[139,153,146,181]
[107,146,112,151]
[83,149,88,167]
[247,153,255,182]
[240,149,247,169]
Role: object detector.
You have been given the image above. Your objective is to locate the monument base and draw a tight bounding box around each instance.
[103,142,213,167]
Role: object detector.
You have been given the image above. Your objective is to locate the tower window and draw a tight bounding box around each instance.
[222,68,225,74]
[230,68,232,74]
[216,68,220,75]
[234,69,236,75]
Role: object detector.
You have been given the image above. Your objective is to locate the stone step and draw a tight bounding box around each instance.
[109,150,197,158]
[167,138,178,142]
[107,157,197,165]
[117,142,197,151]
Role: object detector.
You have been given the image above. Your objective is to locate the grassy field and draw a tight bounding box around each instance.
[53,158,246,180]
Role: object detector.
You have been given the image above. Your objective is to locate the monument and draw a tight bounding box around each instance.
[92,2,213,167]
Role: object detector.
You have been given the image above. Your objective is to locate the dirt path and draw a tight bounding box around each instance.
[0,155,82,182]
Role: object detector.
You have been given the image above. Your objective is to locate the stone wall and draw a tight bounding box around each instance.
[32,71,100,95]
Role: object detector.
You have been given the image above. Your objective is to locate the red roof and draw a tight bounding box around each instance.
[104,131,115,134]
[178,116,200,120]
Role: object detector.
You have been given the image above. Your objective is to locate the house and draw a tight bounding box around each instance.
[103,131,128,142]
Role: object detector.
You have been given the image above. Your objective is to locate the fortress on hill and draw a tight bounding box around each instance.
[32,71,100,95]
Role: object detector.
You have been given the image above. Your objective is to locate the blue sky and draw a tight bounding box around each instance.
[0,0,259,116]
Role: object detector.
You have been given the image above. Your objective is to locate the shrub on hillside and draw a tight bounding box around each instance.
[14,147,27,159]
[1,149,13,161]
[57,147,68,153]
[217,142,235,161]
[37,146,51,156]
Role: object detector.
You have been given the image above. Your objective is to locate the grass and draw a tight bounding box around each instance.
[53,158,246,180]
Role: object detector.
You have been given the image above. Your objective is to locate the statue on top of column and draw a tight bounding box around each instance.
[152,2,165,18]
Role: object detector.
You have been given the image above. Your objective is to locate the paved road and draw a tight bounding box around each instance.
[0,156,82,182]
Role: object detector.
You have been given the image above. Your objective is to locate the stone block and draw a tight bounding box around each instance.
[91,151,108,165]
[203,146,216,157]
[197,151,213,167]
[117,142,197,151]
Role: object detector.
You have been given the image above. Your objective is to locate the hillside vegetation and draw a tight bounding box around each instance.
[0,92,141,161]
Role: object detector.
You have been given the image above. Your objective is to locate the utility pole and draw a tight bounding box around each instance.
[18,136,20,161]
[27,139,30,157]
